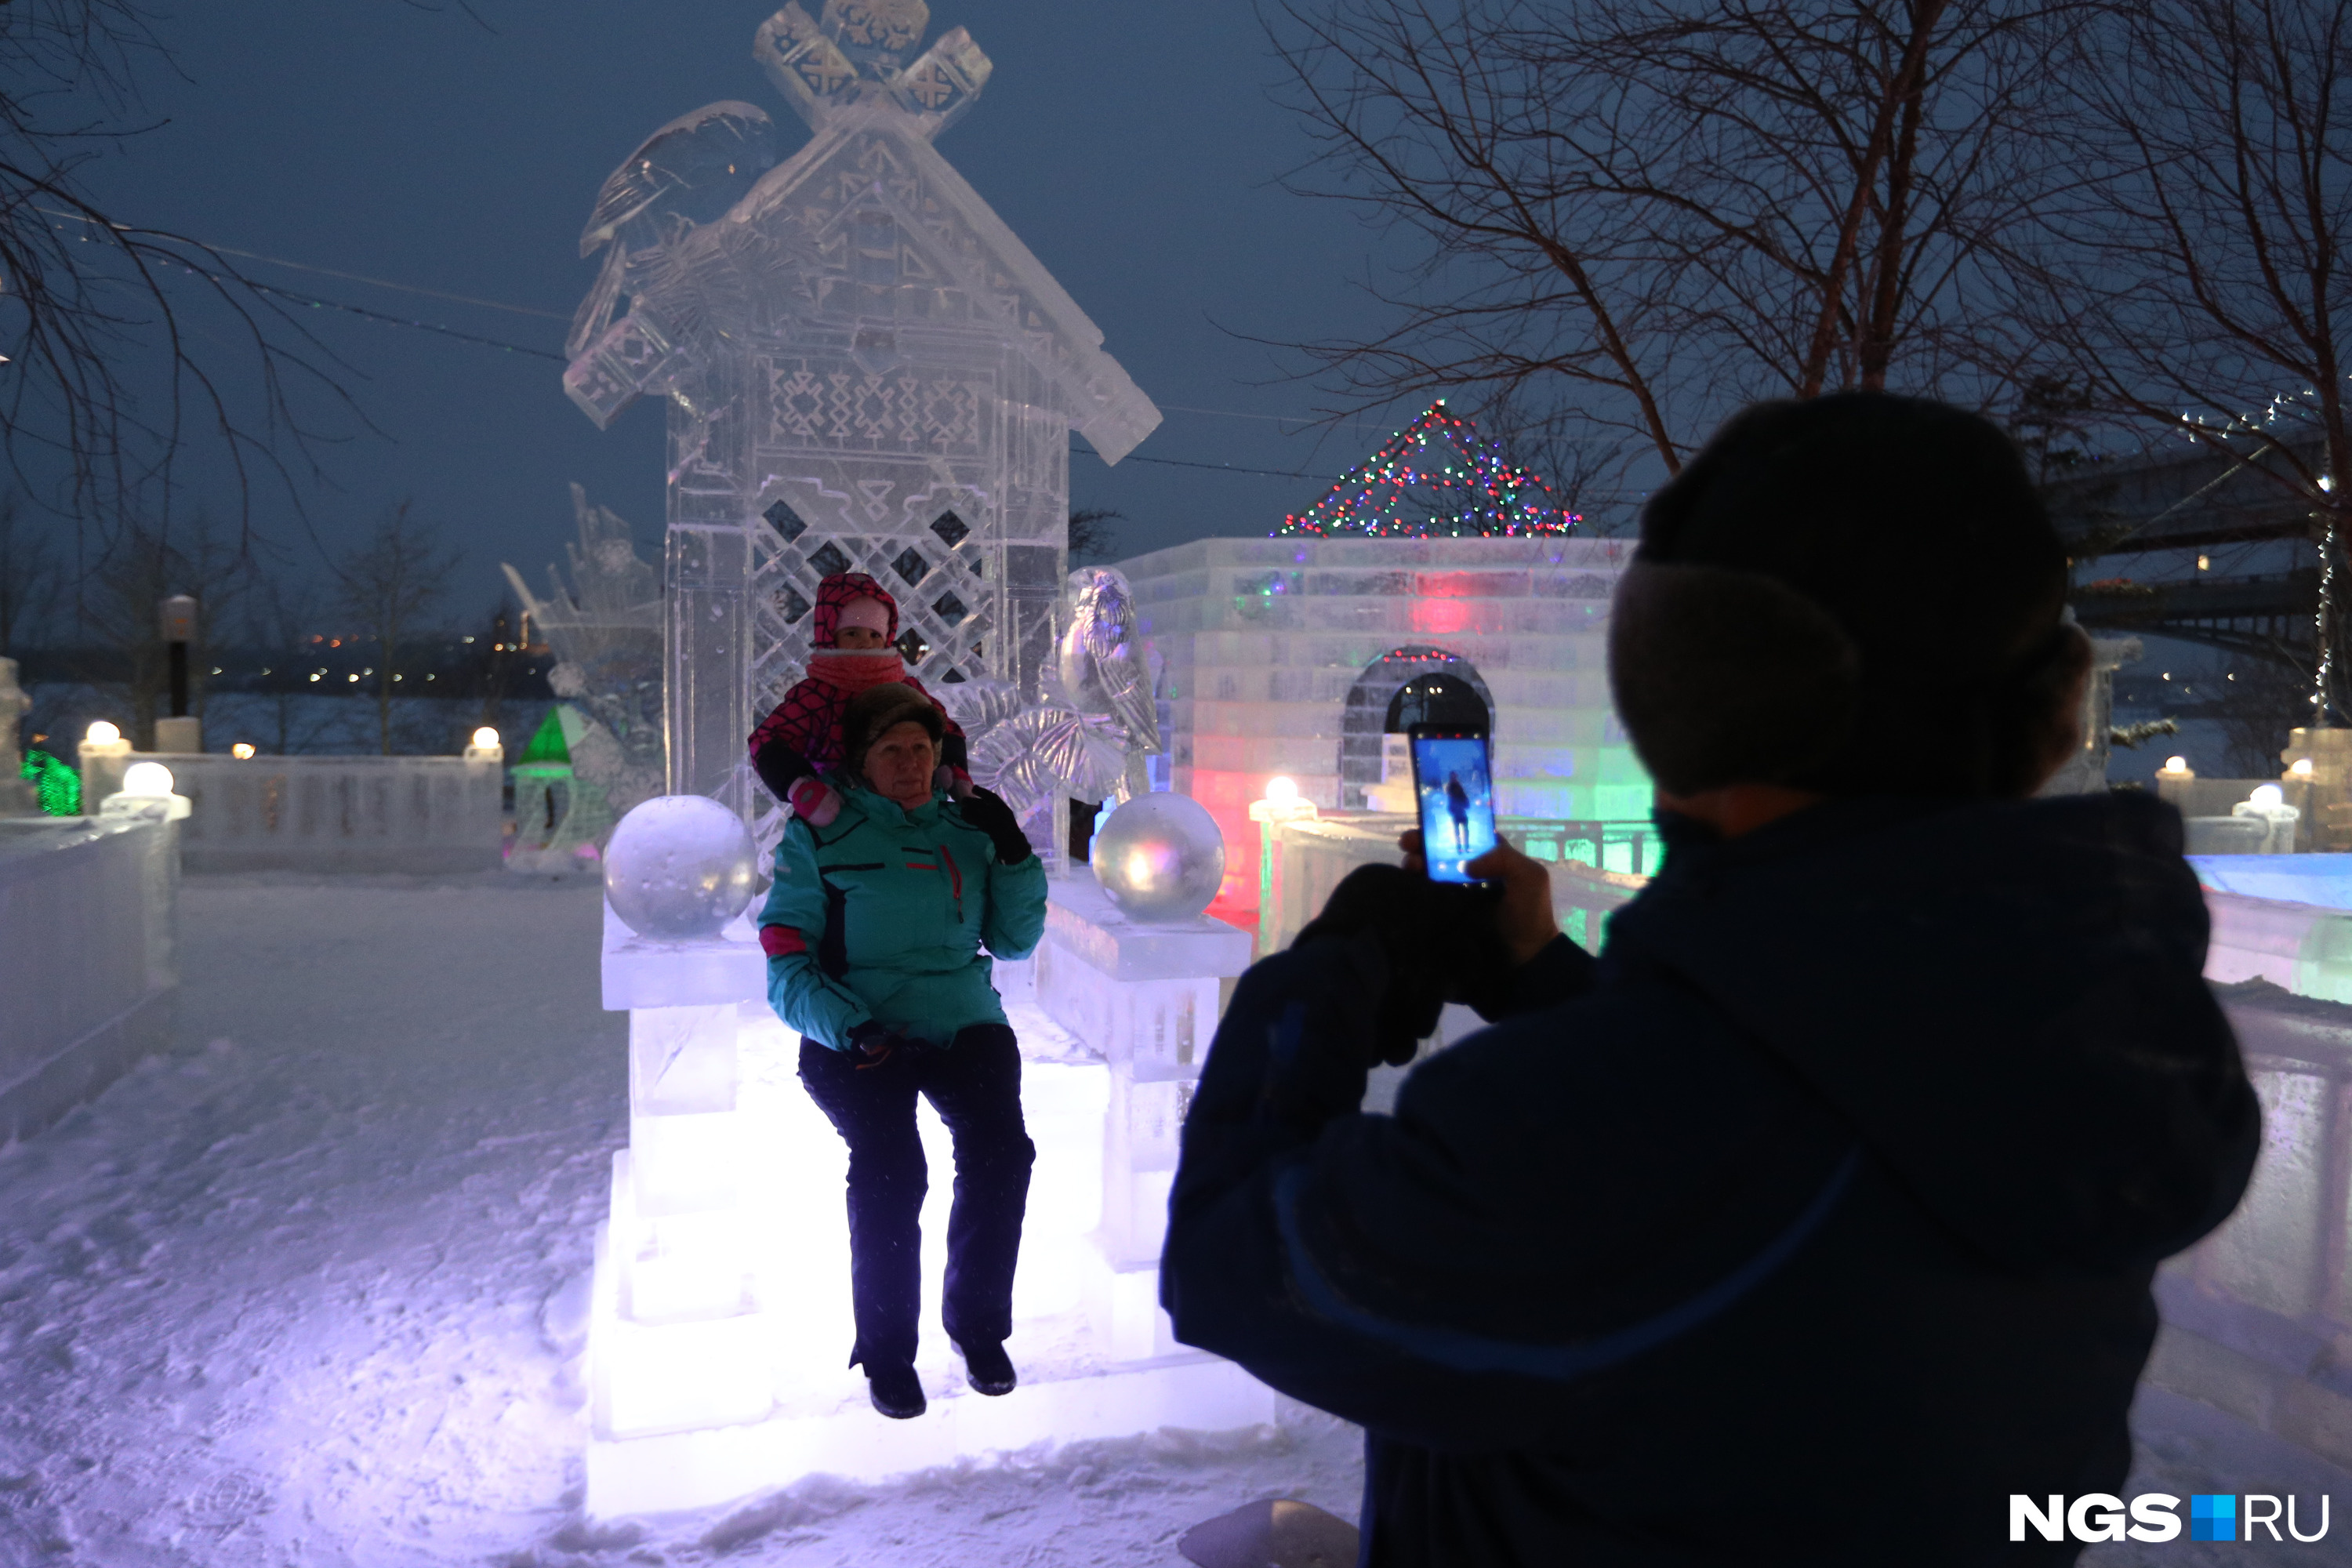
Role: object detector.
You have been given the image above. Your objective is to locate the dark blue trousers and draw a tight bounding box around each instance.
[797,1023,1036,1371]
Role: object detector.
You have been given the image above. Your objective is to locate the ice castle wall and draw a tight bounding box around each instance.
[1117,535,1650,908]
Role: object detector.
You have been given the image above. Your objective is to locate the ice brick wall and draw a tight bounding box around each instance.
[1117,535,1649,906]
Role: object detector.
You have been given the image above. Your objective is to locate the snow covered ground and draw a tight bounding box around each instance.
[0,872,2344,1565]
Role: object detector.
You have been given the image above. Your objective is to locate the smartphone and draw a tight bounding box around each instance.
[1409,724,1497,884]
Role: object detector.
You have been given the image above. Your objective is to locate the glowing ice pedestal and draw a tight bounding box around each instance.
[585,899,1272,1519]
[1036,872,1254,1359]
[591,909,774,1443]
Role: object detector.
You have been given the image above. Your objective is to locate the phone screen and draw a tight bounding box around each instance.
[1410,729,1497,884]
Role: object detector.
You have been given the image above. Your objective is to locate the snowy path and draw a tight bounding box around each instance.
[0,873,2344,1565]
[0,876,1359,1566]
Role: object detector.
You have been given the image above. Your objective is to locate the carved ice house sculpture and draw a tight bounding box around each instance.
[563,0,1159,844]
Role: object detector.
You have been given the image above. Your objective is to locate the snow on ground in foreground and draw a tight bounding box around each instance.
[0,873,2343,1566]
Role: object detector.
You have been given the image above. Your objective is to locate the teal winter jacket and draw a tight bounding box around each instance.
[759,781,1048,1050]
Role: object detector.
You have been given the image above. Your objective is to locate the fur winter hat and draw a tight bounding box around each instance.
[1610,392,2091,799]
[840,681,944,777]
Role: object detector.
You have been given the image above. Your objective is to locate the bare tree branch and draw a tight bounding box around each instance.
[0,489,57,650]
[0,0,382,546]
[2021,0,2352,717]
[1259,0,2089,510]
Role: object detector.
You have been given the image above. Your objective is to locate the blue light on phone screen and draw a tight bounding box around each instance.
[1413,736,1497,881]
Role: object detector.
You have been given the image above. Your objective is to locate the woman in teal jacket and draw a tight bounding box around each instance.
[758,681,1048,1420]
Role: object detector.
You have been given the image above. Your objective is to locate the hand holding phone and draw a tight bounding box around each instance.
[1409,725,1498,884]
[1290,861,1511,1065]
[1399,828,1562,967]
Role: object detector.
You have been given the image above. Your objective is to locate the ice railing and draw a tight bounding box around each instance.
[82,751,505,876]
[0,809,177,1140]
[1258,814,1659,957]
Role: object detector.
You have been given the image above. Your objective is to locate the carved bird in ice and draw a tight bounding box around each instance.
[568,102,785,358]
[1058,567,1161,755]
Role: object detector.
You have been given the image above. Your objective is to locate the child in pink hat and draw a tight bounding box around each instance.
[748,572,968,825]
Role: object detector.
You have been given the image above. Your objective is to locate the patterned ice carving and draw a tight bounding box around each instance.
[564,2,1160,855]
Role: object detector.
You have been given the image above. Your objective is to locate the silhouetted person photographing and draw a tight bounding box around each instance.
[1161,393,2259,1566]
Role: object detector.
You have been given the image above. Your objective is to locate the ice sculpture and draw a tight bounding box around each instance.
[604,796,760,939]
[1088,792,1222,923]
[594,913,773,1446]
[590,897,1273,1515]
[503,485,666,833]
[1056,565,1162,800]
[0,657,36,817]
[508,706,610,872]
[957,568,1166,864]
[1032,864,1253,1348]
[571,9,1281,1519]
[563,0,1160,855]
[1058,569,1160,755]
[2232,783,2302,855]
[968,704,1125,826]
[931,673,1024,740]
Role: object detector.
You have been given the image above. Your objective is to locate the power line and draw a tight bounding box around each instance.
[38,209,1357,472]
[225,275,1334,470]
[38,205,572,321]
[1099,448,1327,480]
[234,278,1336,468]
[236,278,568,361]
[40,209,1383,450]
[198,244,572,321]
[1159,402,1392,433]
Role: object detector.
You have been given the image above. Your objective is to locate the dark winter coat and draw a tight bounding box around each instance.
[1162,792,2259,1566]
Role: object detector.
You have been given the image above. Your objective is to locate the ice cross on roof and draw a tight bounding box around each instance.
[753,0,993,140]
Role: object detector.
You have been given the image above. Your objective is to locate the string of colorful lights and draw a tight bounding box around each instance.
[1272,401,1579,538]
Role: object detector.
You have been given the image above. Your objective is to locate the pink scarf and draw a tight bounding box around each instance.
[806,649,906,694]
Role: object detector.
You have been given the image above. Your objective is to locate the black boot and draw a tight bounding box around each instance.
[867,1363,926,1419]
[954,1338,1017,1396]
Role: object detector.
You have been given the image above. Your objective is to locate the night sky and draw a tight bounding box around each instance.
[77,0,1422,613]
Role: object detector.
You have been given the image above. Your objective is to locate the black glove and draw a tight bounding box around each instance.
[847,1018,914,1068]
[1290,864,1512,1067]
[955,786,1034,866]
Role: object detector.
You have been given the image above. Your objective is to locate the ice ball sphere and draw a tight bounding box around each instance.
[1089,792,1225,924]
[604,795,759,940]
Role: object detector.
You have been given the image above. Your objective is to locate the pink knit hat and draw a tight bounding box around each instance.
[835,596,892,637]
